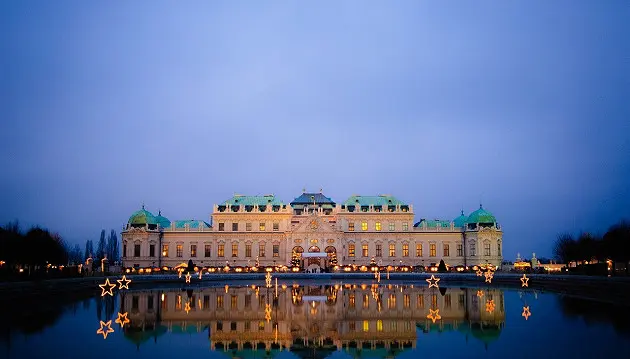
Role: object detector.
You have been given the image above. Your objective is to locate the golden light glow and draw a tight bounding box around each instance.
[427,308,441,323]
[485,299,495,313]
[184,301,191,314]
[178,269,183,278]
[99,278,116,297]
[265,303,272,322]
[426,275,440,289]
[161,293,165,302]
[115,312,129,328]
[96,320,114,339]
[117,275,131,290]
[185,272,191,283]
[522,306,532,320]
[520,274,529,287]
[265,272,272,288]
[477,290,484,298]
[476,269,483,276]
[484,271,494,283]
[225,284,229,293]
[198,270,203,280]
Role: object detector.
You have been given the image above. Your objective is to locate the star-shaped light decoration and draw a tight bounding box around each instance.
[184,301,191,314]
[117,275,131,290]
[426,275,440,289]
[476,269,483,277]
[185,272,191,284]
[522,306,532,320]
[96,320,114,339]
[476,290,484,298]
[265,303,272,322]
[485,299,495,313]
[484,271,494,284]
[520,274,529,288]
[427,308,441,323]
[115,312,130,328]
[265,272,272,288]
[99,278,117,297]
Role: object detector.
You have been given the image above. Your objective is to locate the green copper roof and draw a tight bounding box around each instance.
[342,195,406,207]
[414,219,451,228]
[155,210,171,228]
[467,205,497,224]
[453,210,468,227]
[128,206,157,225]
[222,194,284,206]
[173,220,211,229]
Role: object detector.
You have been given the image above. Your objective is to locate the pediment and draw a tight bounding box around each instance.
[292,215,337,234]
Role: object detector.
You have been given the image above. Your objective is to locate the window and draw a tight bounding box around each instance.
[404,294,410,308]
[162,244,169,257]
[470,242,476,256]
[402,222,409,231]
[218,244,225,257]
[232,223,238,231]
[389,222,395,231]
[443,244,449,257]
[273,222,279,231]
[484,243,491,256]
[134,244,141,257]
[217,295,224,308]
[246,222,252,231]
[349,294,355,308]
[417,295,424,309]
[245,244,252,257]
[191,244,197,257]
[457,244,463,257]
[363,320,369,332]
[416,244,423,257]
[205,244,211,257]
[429,244,436,257]
[377,320,383,332]
[348,222,355,231]
[376,244,382,257]
[230,322,237,331]
[361,222,368,231]
[348,244,355,257]
[216,321,223,331]
[231,295,238,309]
[362,244,369,257]
[389,244,395,257]
[402,244,409,257]
[258,321,265,331]
[149,244,155,257]
[232,244,238,257]
[363,294,369,309]
[259,222,266,231]
[375,222,382,231]
[218,222,225,231]
[273,244,279,257]
[176,244,183,258]
[497,242,501,255]
[123,244,127,257]
[259,243,266,257]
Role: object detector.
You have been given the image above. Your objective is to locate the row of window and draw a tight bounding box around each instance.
[159,243,280,258]
[347,243,466,258]
[348,222,409,232]
[348,293,465,310]
[218,222,280,231]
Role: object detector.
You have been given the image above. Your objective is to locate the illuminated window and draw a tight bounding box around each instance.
[231,295,238,309]
[363,320,369,332]
[417,295,424,309]
[377,320,383,332]
[349,294,355,308]
[273,222,279,231]
[402,244,409,257]
[404,294,410,308]
[149,244,155,257]
[388,294,396,309]
[246,222,252,231]
[416,244,422,257]
[445,294,451,309]
[162,244,169,257]
[363,294,369,309]
[362,244,368,257]
[134,244,141,257]
[389,222,395,231]
[205,244,211,257]
[457,244,463,257]
[348,222,355,231]
[443,244,449,257]
[402,222,409,231]
[389,244,395,257]
[361,222,368,231]
[232,223,238,231]
[429,244,436,257]
[376,244,382,257]
[245,244,252,257]
[190,244,197,257]
[218,223,225,231]
[217,295,224,309]
[259,243,266,257]
[218,244,225,257]
[176,244,183,258]
[273,244,279,257]
[259,321,265,331]
[259,222,266,231]
[232,244,238,257]
[348,244,355,257]
[484,243,491,256]
[375,222,382,231]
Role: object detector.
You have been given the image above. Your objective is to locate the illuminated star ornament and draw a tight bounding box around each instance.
[426,275,440,289]
[117,275,131,290]
[115,312,130,328]
[99,278,117,297]
[520,274,529,288]
[427,308,441,323]
[476,269,483,277]
[522,306,532,320]
[484,271,494,283]
[185,272,191,284]
[96,320,114,339]
[485,299,496,313]
[476,290,484,298]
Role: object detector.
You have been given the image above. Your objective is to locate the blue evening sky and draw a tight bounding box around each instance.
[1,1,629,259]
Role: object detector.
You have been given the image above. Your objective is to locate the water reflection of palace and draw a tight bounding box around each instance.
[120,284,505,356]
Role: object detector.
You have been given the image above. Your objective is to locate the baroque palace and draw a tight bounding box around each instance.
[121,192,503,269]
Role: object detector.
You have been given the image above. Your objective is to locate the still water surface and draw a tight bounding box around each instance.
[1,280,630,359]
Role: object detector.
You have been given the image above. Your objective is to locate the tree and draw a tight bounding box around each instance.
[553,233,576,263]
[438,259,447,272]
[107,230,119,262]
[84,239,93,260]
[96,230,106,260]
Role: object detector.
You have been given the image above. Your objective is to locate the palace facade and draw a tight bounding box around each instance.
[121,192,503,269]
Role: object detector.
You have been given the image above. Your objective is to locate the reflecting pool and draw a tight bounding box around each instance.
[2,280,630,359]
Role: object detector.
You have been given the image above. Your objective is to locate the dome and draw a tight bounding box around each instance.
[453,210,468,227]
[128,206,157,225]
[467,205,497,224]
[154,210,171,228]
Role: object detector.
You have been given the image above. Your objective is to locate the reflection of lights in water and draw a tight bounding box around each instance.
[476,269,483,276]
[96,320,114,339]
[484,271,494,283]
[477,290,484,298]
[522,306,532,320]
[184,302,191,314]
[99,279,116,297]
[178,269,183,278]
[115,312,129,328]
[427,308,441,323]
[185,272,191,283]
[485,299,495,313]
[426,275,440,288]
[161,293,165,302]
[117,275,131,290]
[265,272,272,288]
[521,274,529,287]
[225,285,229,293]
[265,304,272,322]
